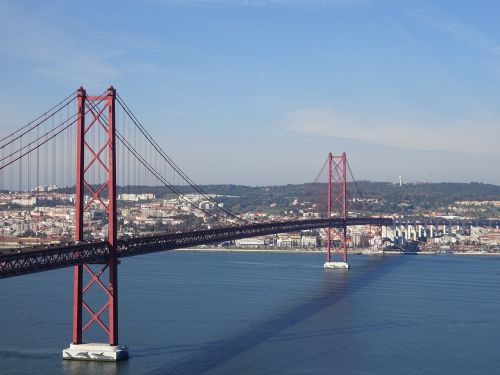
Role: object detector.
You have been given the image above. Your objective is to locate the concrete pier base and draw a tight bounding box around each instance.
[62,343,128,362]
[324,261,350,269]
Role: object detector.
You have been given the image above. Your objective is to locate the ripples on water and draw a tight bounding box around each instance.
[1,252,499,374]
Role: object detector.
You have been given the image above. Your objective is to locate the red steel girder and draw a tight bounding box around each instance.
[83,140,111,175]
[72,86,118,346]
[85,102,109,133]
[82,300,110,334]
[83,179,109,212]
[326,152,348,263]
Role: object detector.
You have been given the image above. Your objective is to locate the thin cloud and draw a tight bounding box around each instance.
[0,2,121,87]
[280,107,500,155]
[411,8,500,56]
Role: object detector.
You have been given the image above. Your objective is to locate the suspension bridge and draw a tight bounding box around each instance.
[0,87,491,361]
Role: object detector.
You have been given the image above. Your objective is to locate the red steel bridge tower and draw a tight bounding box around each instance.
[324,152,350,269]
[62,87,128,361]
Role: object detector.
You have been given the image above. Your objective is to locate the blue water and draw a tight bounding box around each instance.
[1,252,499,374]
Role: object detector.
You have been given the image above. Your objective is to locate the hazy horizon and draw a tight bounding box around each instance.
[1,0,499,185]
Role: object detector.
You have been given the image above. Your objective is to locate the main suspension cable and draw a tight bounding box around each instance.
[0,91,76,149]
[116,95,246,223]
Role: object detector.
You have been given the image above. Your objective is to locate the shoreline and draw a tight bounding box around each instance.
[174,248,500,256]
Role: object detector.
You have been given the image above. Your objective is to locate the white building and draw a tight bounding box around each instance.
[12,197,37,206]
[277,233,301,247]
[199,201,215,210]
[301,235,317,247]
[118,193,155,202]
[235,238,265,247]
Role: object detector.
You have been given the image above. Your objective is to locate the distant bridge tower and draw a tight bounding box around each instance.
[324,152,349,270]
[62,87,128,361]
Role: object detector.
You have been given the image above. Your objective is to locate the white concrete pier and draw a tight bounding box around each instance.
[324,261,350,269]
[62,343,128,361]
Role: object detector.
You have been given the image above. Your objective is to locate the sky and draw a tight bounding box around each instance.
[0,0,500,186]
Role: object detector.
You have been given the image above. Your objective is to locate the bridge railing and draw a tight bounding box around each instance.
[0,242,109,278]
[0,217,393,278]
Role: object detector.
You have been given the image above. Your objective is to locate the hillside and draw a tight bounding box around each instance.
[198,182,500,216]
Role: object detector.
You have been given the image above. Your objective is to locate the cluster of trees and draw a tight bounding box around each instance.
[55,181,500,216]
[199,182,500,215]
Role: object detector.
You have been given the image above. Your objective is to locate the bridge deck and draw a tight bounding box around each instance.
[2,216,498,279]
[0,217,391,278]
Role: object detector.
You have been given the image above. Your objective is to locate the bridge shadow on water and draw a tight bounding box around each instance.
[147,255,410,375]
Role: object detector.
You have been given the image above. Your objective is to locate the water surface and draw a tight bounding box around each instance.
[1,252,499,374]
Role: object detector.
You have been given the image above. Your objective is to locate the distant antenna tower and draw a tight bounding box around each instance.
[399,176,402,187]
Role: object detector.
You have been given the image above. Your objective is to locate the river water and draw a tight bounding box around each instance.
[1,251,499,374]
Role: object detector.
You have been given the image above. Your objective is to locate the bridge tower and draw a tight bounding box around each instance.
[63,87,128,361]
[324,152,350,269]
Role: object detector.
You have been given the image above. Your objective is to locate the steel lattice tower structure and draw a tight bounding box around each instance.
[64,87,127,360]
[325,152,349,268]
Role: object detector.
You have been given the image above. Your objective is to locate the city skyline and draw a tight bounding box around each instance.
[1,0,499,185]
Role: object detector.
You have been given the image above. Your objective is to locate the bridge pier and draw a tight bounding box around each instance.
[324,261,350,269]
[63,343,128,362]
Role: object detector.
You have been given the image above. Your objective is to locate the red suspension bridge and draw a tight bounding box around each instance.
[0,87,413,360]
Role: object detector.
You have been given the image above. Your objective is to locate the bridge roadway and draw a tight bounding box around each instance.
[1,216,499,279]
[0,217,391,279]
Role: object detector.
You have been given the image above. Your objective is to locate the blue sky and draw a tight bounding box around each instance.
[1,0,500,185]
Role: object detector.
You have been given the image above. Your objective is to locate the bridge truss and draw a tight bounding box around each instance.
[0,217,393,279]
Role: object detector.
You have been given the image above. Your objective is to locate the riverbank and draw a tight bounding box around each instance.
[175,248,500,256]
